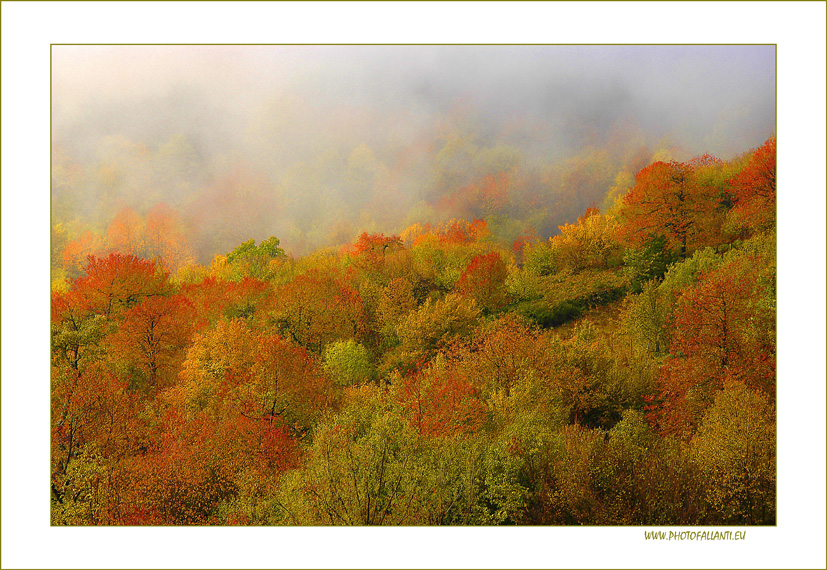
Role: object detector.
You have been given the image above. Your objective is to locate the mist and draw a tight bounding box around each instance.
[51,45,776,264]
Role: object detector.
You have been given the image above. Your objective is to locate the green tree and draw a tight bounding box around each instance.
[691,382,776,524]
[322,339,375,387]
[622,235,675,292]
[225,236,286,280]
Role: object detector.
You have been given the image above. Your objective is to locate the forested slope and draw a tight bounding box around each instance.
[51,136,776,525]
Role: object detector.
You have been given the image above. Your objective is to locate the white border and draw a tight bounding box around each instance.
[2,2,825,569]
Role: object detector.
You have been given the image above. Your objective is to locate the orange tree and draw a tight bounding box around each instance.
[617,156,723,258]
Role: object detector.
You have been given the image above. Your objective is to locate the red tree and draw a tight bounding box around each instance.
[144,203,195,272]
[396,367,487,438]
[72,253,171,320]
[646,257,775,437]
[350,232,404,274]
[729,136,776,232]
[181,275,272,326]
[455,252,510,312]
[107,294,196,391]
[271,270,367,352]
[107,207,145,257]
[617,157,721,256]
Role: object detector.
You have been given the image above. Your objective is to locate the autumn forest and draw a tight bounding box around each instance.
[50,46,777,526]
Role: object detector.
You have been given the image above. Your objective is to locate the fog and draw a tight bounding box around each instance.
[51,45,776,263]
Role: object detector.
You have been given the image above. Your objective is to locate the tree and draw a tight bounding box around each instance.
[272,387,424,525]
[170,318,257,415]
[617,157,720,257]
[691,381,775,524]
[323,339,375,387]
[728,136,776,233]
[224,236,286,280]
[250,333,332,433]
[51,289,107,374]
[389,293,480,371]
[113,409,272,525]
[438,172,511,220]
[647,255,775,438]
[375,277,418,344]
[393,367,487,438]
[61,231,104,279]
[181,275,272,325]
[619,280,671,357]
[550,208,621,272]
[270,270,367,353]
[455,252,510,312]
[71,253,171,320]
[453,314,541,402]
[51,363,144,524]
[107,207,145,257]
[350,232,404,277]
[107,294,196,392]
[144,203,196,272]
[622,235,675,292]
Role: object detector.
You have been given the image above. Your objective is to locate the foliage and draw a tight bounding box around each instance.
[224,236,286,280]
[270,269,367,353]
[691,382,776,524]
[550,208,622,272]
[646,253,775,438]
[726,136,776,234]
[107,294,196,392]
[388,293,481,371]
[50,131,776,526]
[616,156,726,257]
[392,366,487,438]
[323,339,375,387]
[622,235,675,292]
[522,240,558,276]
[454,252,510,313]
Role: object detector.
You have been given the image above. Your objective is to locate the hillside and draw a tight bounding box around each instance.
[50,136,776,525]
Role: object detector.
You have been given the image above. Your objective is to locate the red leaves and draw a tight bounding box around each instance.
[108,294,196,390]
[353,232,403,256]
[62,231,104,277]
[107,204,195,272]
[251,333,332,431]
[578,206,600,223]
[439,173,510,219]
[350,232,404,273]
[51,363,143,479]
[107,207,144,256]
[272,270,367,352]
[430,218,489,245]
[647,256,775,437]
[73,253,171,319]
[511,228,538,255]
[617,158,722,256]
[180,275,272,325]
[144,203,195,272]
[618,141,775,258]
[729,136,776,232]
[455,252,509,312]
[112,404,299,525]
[396,367,487,438]
[618,161,691,250]
[452,218,488,243]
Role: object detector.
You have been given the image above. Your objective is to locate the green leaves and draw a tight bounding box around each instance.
[323,340,374,387]
[224,236,286,280]
[691,382,776,524]
[622,235,674,292]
